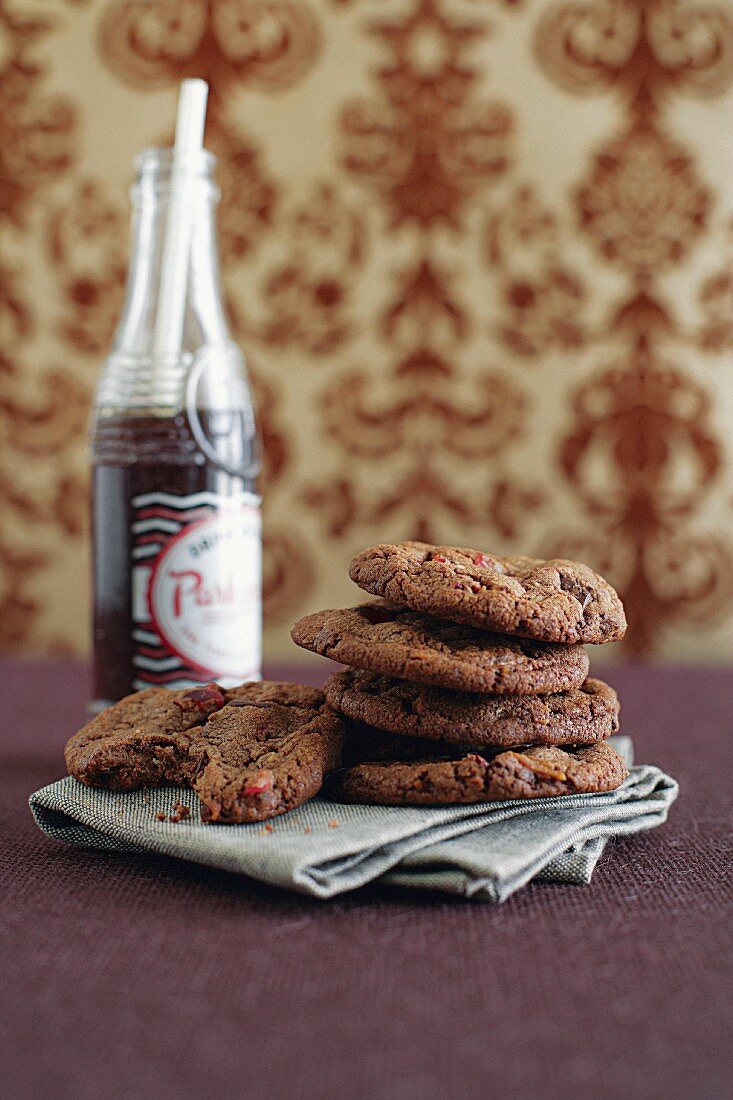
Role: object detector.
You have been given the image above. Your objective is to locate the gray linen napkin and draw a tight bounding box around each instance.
[29,737,678,902]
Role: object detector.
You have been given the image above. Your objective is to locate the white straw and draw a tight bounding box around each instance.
[153,78,209,365]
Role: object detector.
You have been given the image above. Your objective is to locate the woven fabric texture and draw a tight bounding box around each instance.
[3,662,731,1100]
[30,738,678,902]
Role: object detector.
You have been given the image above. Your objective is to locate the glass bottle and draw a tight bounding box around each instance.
[91,147,261,708]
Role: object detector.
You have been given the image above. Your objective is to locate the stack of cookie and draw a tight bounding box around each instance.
[291,541,629,806]
[64,540,629,824]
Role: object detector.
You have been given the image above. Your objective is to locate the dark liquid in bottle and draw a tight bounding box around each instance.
[92,412,257,706]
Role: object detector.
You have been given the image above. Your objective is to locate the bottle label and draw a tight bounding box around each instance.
[130,491,261,690]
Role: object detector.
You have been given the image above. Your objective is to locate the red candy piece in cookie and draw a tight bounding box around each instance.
[177,684,226,712]
[243,770,275,796]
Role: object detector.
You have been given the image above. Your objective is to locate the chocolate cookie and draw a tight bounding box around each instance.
[326,669,620,747]
[64,683,228,790]
[331,742,628,806]
[65,682,345,823]
[291,602,589,694]
[349,542,626,645]
[190,686,345,823]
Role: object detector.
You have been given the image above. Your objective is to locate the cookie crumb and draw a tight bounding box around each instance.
[303,826,312,834]
[264,823,273,833]
[155,811,166,822]
[327,819,339,829]
[170,801,190,824]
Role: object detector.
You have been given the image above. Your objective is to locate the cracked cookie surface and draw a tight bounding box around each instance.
[331,742,628,805]
[349,542,627,645]
[326,669,620,747]
[65,682,345,823]
[191,685,345,823]
[291,602,589,694]
[64,684,228,790]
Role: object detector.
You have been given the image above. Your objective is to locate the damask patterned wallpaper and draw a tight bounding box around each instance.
[2,0,733,663]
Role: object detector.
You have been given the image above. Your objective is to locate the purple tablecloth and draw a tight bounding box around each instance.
[1,659,730,1099]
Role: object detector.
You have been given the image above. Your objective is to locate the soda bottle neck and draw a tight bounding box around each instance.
[116,147,229,356]
[93,147,259,482]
